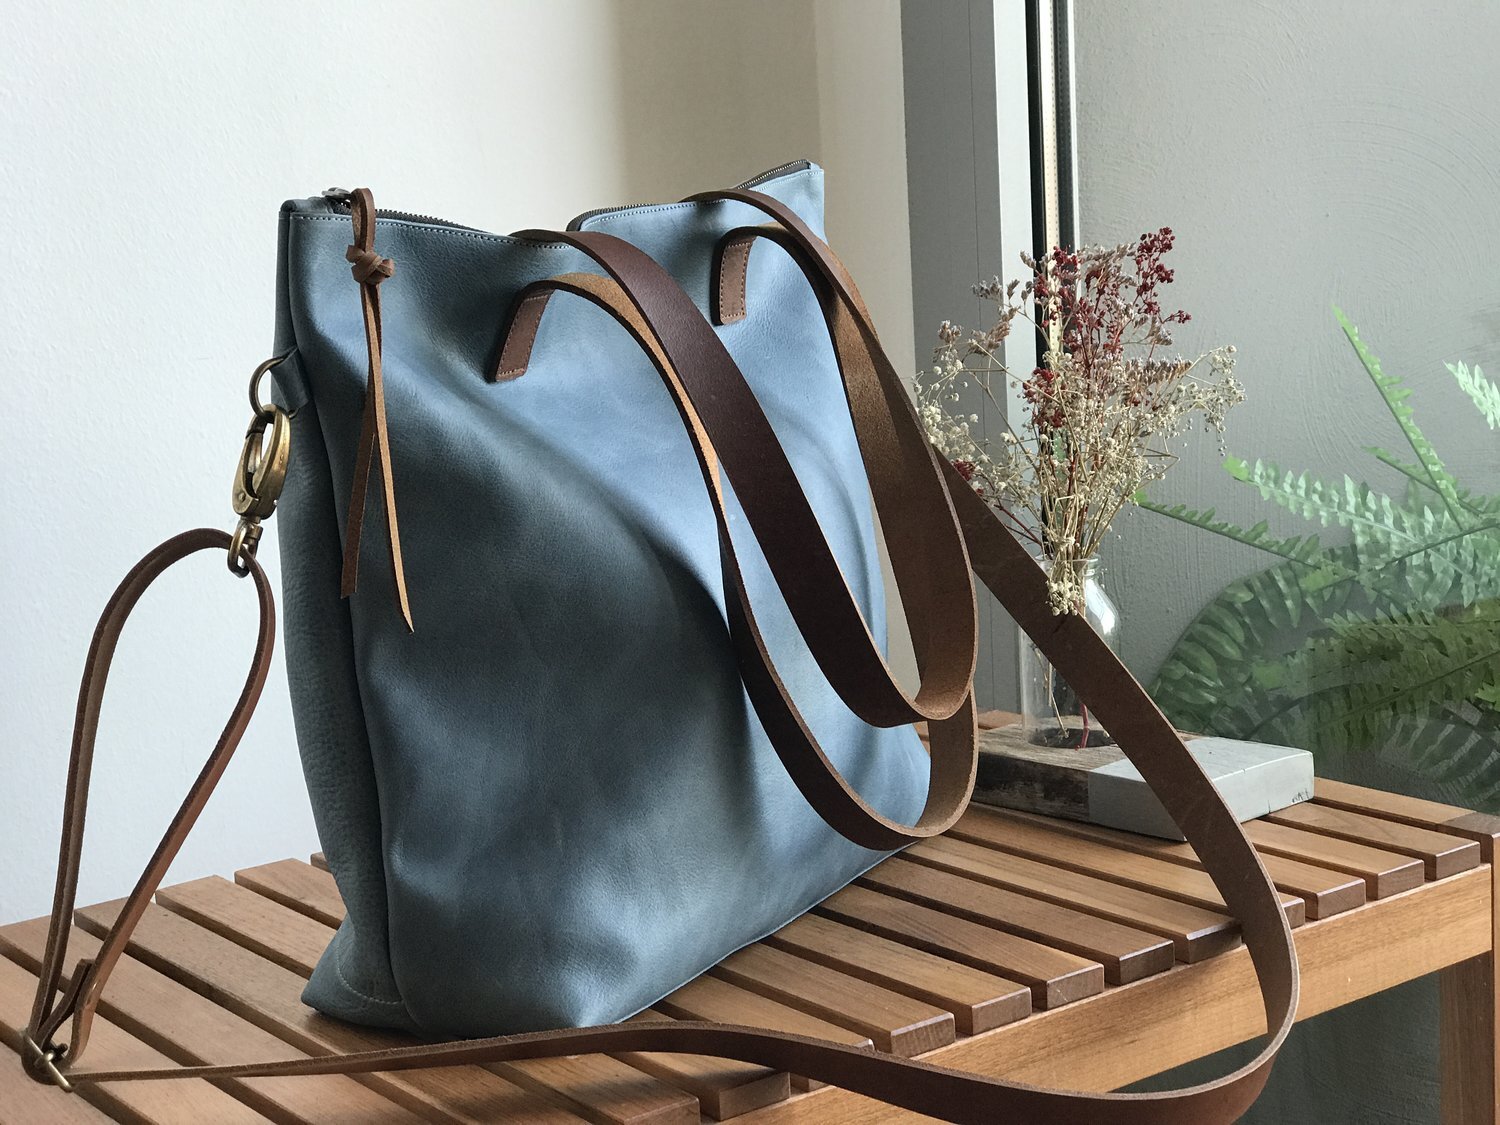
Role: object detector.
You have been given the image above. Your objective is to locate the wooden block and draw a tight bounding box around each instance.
[310,852,330,871]
[1266,802,1481,880]
[0,917,425,1125]
[74,899,586,1124]
[0,952,269,1124]
[656,973,872,1091]
[237,859,346,927]
[976,808,1367,921]
[765,913,1031,1035]
[711,943,955,1056]
[817,885,1105,1006]
[952,806,1308,923]
[906,836,1244,962]
[616,1010,790,1121]
[862,858,1176,983]
[1242,820,1426,898]
[973,723,1312,840]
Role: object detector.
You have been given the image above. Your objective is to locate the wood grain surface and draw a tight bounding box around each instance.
[4,776,1491,1124]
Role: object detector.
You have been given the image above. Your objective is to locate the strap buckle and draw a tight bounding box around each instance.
[229,356,293,576]
[20,1032,74,1093]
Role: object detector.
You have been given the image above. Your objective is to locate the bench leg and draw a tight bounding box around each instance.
[1441,857,1500,1125]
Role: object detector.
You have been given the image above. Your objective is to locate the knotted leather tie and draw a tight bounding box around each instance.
[338,187,413,630]
[345,245,394,285]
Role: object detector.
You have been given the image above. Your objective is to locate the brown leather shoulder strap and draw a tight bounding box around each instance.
[679,187,1299,1120]
[24,529,276,1080]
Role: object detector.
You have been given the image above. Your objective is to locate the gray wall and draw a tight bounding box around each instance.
[902,0,1037,710]
[1075,3,1500,1120]
[1076,0,1500,680]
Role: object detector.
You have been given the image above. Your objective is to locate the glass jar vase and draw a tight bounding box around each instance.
[1019,557,1120,748]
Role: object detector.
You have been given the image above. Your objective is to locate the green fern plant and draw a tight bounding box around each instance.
[1143,310,1500,799]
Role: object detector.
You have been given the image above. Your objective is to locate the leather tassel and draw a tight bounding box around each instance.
[338,187,414,631]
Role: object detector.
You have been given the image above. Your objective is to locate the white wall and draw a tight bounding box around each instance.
[0,0,911,924]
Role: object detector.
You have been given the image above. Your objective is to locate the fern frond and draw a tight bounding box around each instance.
[1336,307,1468,528]
[1225,457,1422,553]
[1449,361,1500,430]
[1133,493,1352,583]
[1224,456,1498,604]
[1261,605,1500,747]
[1367,448,1493,519]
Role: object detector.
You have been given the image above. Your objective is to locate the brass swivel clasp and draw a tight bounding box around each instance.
[229,355,292,575]
[20,1031,73,1092]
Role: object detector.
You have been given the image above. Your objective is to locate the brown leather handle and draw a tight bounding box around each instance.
[491,248,980,850]
[498,229,978,734]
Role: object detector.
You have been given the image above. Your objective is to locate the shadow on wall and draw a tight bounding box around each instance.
[600,0,916,372]
[603,0,822,207]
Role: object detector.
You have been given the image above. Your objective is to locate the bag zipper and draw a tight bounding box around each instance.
[319,188,482,231]
[320,160,814,234]
[565,159,813,230]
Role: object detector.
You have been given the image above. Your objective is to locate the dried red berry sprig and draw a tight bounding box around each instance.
[916,229,1242,614]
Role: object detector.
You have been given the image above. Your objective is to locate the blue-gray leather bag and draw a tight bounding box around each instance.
[271,161,980,1037]
[25,162,1298,1124]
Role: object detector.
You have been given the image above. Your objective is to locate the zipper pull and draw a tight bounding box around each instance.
[322,187,352,210]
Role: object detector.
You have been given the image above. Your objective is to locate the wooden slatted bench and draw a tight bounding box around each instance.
[4,767,1498,1123]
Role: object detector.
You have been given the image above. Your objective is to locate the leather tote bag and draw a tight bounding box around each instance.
[23,162,1297,1123]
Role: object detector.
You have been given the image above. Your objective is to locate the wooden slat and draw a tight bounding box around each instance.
[862,858,1176,983]
[0,951,271,1124]
[953,807,1310,920]
[1315,779,1500,862]
[1242,820,1426,897]
[0,917,426,1125]
[1314,777,1472,825]
[765,913,1030,1036]
[818,884,1105,1004]
[155,881,699,1124]
[616,1010,791,1121]
[906,836,1245,962]
[712,943,954,1056]
[237,859,345,927]
[155,875,330,977]
[1266,802,1481,880]
[657,973,872,1091]
[74,899,587,1124]
[491,1055,698,1125]
[0,1027,120,1125]
[740,865,1494,1123]
[973,808,1366,920]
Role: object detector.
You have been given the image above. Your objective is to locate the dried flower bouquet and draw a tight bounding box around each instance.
[917,230,1243,613]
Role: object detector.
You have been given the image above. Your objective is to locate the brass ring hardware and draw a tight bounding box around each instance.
[229,356,293,576]
[248,353,290,419]
[20,1032,73,1093]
